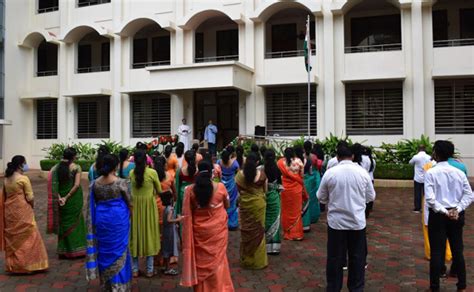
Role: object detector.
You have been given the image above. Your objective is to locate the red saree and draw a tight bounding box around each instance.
[181,183,234,292]
[277,158,308,240]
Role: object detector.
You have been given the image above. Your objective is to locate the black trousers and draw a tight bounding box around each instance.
[428,209,466,290]
[414,181,424,211]
[327,226,366,292]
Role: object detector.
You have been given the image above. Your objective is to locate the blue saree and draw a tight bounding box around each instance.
[86,180,132,291]
[219,159,240,229]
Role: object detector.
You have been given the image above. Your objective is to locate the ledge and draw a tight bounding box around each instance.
[21,91,59,100]
[63,88,111,97]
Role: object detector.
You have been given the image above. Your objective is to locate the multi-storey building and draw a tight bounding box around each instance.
[1,0,473,172]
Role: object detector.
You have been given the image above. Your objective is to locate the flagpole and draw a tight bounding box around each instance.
[307,15,311,140]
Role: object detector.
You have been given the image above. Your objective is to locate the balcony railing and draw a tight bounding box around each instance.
[132,60,171,69]
[265,49,316,59]
[77,0,111,8]
[76,66,110,73]
[345,43,402,54]
[37,6,58,13]
[434,38,474,48]
[194,55,239,63]
[36,70,58,77]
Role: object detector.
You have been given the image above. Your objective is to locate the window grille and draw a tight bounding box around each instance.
[36,99,57,139]
[77,0,110,8]
[435,79,474,134]
[131,94,171,138]
[77,97,110,139]
[346,83,403,135]
[266,86,317,136]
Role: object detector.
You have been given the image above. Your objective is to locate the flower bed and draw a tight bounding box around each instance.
[40,160,94,172]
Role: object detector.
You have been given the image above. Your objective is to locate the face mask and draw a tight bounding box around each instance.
[22,164,29,173]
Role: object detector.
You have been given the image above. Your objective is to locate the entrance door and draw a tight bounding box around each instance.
[194,90,239,150]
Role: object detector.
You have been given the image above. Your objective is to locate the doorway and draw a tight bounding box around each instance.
[194,90,239,150]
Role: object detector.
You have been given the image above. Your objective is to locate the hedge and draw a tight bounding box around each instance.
[40,160,94,172]
[374,163,414,180]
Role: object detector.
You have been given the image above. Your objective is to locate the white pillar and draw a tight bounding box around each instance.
[322,6,336,137]
[110,37,122,142]
[171,93,184,136]
[401,7,414,138]
[411,2,426,138]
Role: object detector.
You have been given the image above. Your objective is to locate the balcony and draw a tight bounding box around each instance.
[37,0,58,13]
[76,31,110,74]
[433,46,474,78]
[66,71,111,97]
[259,56,317,87]
[432,1,474,48]
[132,23,171,69]
[265,49,316,59]
[343,50,405,82]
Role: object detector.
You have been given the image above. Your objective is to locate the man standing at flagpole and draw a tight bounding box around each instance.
[304,15,312,139]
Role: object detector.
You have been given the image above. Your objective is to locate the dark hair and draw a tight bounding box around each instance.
[203,153,213,164]
[236,145,244,168]
[264,149,281,183]
[226,145,235,154]
[154,156,167,181]
[163,145,173,159]
[136,142,147,151]
[176,142,185,158]
[221,149,231,164]
[251,144,259,153]
[193,161,214,207]
[284,147,295,166]
[313,143,325,160]
[304,141,313,155]
[192,143,199,152]
[337,144,353,159]
[118,148,129,178]
[250,144,261,164]
[352,143,364,165]
[185,150,197,178]
[95,145,110,173]
[243,153,258,183]
[5,155,26,178]
[433,140,454,162]
[58,148,77,185]
[364,147,375,172]
[160,191,173,207]
[294,145,304,162]
[133,150,147,188]
[99,154,119,177]
[419,145,426,152]
[259,145,267,160]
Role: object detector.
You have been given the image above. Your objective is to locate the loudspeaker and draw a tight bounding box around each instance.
[254,126,266,137]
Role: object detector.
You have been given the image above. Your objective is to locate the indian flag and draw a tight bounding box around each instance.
[304,16,312,72]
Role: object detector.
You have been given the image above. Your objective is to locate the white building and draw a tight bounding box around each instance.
[1,0,473,173]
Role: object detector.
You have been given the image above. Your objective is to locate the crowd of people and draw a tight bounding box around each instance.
[0,138,472,291]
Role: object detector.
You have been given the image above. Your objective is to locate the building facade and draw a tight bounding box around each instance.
[2,0,474,172]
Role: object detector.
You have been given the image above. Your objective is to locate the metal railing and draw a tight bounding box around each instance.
[433,38,474,48]
[132,60,171,69]
[345,43,402,54]
[194,55,239,63]
[265,49,316,59]
[37,6,58,13]
[77,0,111,8]
[36,70,58,77]
[76,65,110,73]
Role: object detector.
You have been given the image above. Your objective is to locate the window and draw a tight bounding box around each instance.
[36,100,57,139]
[131,94,171,138]
[460,8,474,39]
[348,15,402,52]
[152,36,171,64]
[271,23,297,53]
[435,79,474,134]
[195,32,204,60]
[266,86,317,136]
[77,44,92,72]
[133,38,148,68]
[346,83,403,135]
[216,29,238,58]
[37,40,57,76]
[433,10,448,42]
[77,35,110,73]
[101,42,110,69]
[77,97,110,139]
[38,0,58,13]
[77,0,110,7]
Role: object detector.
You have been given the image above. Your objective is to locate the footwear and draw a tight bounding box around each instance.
[413,209,421,214]
[133,271,139,278]
[365,263,368,270]
[343,266,348,271]
[145,271,154,278]
[163,268,179,276]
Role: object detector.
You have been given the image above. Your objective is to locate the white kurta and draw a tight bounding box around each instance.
[177,124,191,151]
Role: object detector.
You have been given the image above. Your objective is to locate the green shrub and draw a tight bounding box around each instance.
[374,163,414,180]
[40,160,94,172]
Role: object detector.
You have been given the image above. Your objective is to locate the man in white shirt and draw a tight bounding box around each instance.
[424,140,473,292]
[317,145,376,292]
[177,118,191,151]
[409,145,431,213]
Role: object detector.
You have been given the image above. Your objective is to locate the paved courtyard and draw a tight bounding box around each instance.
[0,172,474,292]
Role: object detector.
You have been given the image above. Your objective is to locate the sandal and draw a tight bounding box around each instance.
[163,268,179,276]
[145,271,154,278]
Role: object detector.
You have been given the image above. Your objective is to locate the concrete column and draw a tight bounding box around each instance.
[333,12,345,137]
[411,2,426,138]
[110,38,122,142]
[57,42,68,142]
[122,93,131,146]
[315,15,325,138]
[171,93,184,135]
[322,6,336,137]
[422,4,436,138]
[238,91,247,135]
[401,7,414,138]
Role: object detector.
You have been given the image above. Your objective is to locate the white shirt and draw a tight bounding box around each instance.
[326,157,339,170]
[409,151,431,183]
[360,155,376,181]
[177,124,192,151]
[317,160,376,230]
[424,161,473,215]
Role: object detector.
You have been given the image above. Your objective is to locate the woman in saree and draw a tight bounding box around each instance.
[235,153,268,270]
[48,148,87,258]
[218,149,240,230]
[88,145,109,182]
[181,161,234,291]
[310,145,323,224]
[295,145,312,232]
[118,148,135,179]
[164,145,179,177]
[260,149,282,255]
[277,147,308,241]
[86,154,132,291]
[0,156,48,273]
[129,150,161,277]
[175,150,197,216]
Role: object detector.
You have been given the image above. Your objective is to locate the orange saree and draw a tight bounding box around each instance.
[0,176,48,273]
[277,158,308,241]
[181,183,234,292]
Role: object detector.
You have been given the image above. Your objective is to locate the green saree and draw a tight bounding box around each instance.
[48,164,87,258]
[174,168,194,216]
[302,172,315,232]
[265,181,282,254]
[235,171,268,270]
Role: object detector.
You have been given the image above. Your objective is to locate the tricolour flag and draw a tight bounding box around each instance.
[304,16,312,72]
